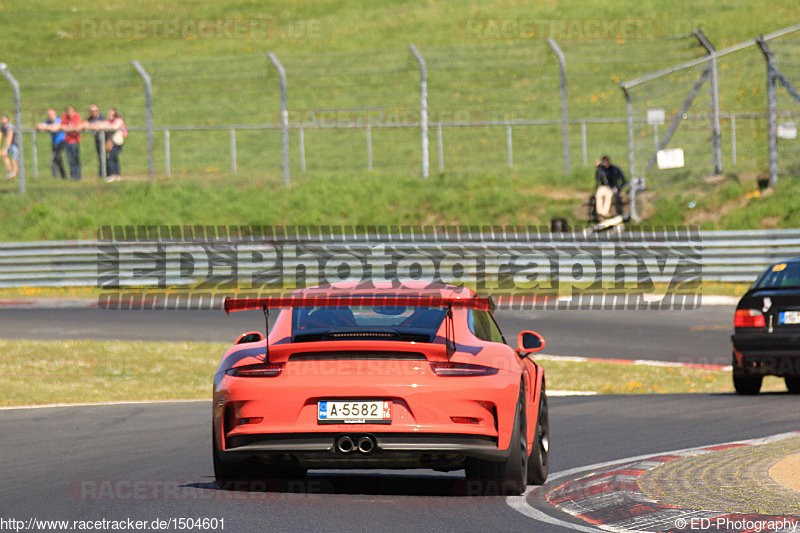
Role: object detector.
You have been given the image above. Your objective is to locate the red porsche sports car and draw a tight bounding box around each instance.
[212,282,549,495]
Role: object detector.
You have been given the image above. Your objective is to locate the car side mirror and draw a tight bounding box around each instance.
[235,331,264,345]
[517,330,545,355]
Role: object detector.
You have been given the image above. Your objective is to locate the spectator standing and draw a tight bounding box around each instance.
[0,114,20,180]
[103,108,126,182]
[61,105,83,181]
[85,104,106,178]
[36,109,67,179]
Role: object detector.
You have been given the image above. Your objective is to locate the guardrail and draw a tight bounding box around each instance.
[0,229,798,288]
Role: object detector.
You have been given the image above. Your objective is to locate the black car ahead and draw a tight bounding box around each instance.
[731,259,800,395]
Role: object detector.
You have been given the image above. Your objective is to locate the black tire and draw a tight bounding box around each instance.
[213,433,260,489]
[465,384,528,496]
[213,436,307,490]
[528,390,549,485]
[733,374,763,395]
[785,377,800,394]
[732,352,762,395]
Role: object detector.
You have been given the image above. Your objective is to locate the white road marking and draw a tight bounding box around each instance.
[0,399,209,411]
[537,354,732,371]
[552,295,737,306]
[538,355,593,363]
[0,299,99,309]
[0,295,740,310]
[507,486,608,533]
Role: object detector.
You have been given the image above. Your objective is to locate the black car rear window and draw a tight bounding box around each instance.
[753,262,800,289]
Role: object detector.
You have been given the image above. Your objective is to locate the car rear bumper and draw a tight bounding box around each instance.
[218,432,504,469]
[732,333,800,376]
[214,360,520,447]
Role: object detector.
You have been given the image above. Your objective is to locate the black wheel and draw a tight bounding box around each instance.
[528,390,549,485]
[732,353,762,395]
[465,384,528,496]
[733,374,763,395]
[785,377,800,394]
[213,434,307,490]
[213,433,260,489]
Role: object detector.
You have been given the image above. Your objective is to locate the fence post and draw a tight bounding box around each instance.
[366,125,373,170]
[644,66,713,171]
[653,123,659,150]
[694,29,723,175]
[131,61,154,182]
[767,64,778,186]
[230,127,237,174]
[506,123,513,167]
[99,130,107,179]
[622,86,638,222]
[580,120,587,166]
[31,130,38,179]
[437,124,443,172]
[730,116,737,166]
[408,44,429,179]
[547,39,571,176]
[164,129,171,177]
[0,63,25,194]
[298,126,306,173]
[757,36,779,187]
[267,52,290,186]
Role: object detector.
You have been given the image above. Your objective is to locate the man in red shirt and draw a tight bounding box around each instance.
[61,105,83,181]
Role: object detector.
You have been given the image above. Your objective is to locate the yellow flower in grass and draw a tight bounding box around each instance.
[745,190,760,200]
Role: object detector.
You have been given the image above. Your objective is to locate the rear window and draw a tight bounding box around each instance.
[753,262,800,289]
[292,302,447,339]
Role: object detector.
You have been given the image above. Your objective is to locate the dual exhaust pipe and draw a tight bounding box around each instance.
[335,435,376,454]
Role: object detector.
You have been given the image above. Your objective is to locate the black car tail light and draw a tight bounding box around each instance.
[734,309,766,328]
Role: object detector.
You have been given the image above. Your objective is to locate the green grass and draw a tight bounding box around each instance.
[718,179,800,228]
[2,168,799,241]
[0,339,788,407]
[5,1,797,66]
[0,173,586,241]
[0,0,798,237]
[0,339,226,406]
[640,436,800,515]
[536,357,789,395]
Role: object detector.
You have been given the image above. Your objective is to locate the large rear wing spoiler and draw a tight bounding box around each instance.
[224,295,492,315]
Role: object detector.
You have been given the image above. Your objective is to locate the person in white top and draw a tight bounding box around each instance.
[0,115,20,180]
[87,108,126,182]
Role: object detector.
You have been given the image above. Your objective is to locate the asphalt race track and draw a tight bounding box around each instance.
[2,395,799,532]
[0,305,735,364]
[3,304,788,533]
